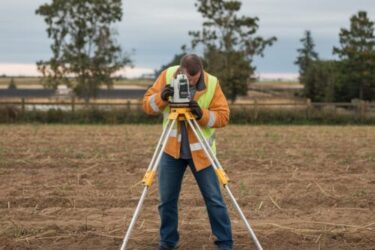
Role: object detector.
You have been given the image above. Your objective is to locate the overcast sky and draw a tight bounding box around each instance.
[0,0,374,77]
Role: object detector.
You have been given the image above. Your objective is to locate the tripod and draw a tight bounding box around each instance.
[120,106,263,250]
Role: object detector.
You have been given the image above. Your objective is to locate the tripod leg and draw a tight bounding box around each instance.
[120,119,177,250]
[190,119,225,172]
[120,186,148,250]
[145,119,174,172]
[224,185,263,250]
[186,119,263,250]
[149,118,176,174]
[186,119,226,182]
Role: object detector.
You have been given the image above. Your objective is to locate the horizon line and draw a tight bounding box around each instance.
[0,63,299,80]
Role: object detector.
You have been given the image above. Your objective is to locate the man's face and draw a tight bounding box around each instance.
[182,69,201,86]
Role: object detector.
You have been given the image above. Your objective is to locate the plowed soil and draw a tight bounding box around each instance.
[0,125,374,249]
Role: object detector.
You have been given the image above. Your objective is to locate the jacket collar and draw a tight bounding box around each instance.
[193,71,208,101]
[195,71,206,91]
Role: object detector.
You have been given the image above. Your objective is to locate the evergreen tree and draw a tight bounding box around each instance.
[295,30,319,87]
[304,60,338,102]
[333,11,375,101]
[36,0,132,101]
[8,77,17,90]
[189,0,276,102]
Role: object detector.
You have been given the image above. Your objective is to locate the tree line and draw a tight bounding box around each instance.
[36,0,374,103]
[35,0,131,102]
[295,11,375,102]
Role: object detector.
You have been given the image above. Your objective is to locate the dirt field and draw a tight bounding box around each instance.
[0,125,374,249]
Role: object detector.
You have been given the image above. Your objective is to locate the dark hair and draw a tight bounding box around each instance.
[180,54,203,76]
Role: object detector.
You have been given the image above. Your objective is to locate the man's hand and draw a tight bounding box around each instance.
[189,100,203,120]
[161,86,174,101]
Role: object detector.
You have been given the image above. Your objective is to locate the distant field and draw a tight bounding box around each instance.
[0,76,305,104]
[0,125,373,249]
[0,77,300,88]
[252,81,302,88]
[0,77,42,86]
[0,77,153,88]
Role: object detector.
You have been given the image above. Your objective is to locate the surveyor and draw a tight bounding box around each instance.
[143,54,232,250]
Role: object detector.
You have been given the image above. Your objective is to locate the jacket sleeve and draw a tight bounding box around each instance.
[143,70,169,115]
[197,81,230,128]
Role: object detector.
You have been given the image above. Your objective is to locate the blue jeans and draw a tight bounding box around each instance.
[158,153,233,249]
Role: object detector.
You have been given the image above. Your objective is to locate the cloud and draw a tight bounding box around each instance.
[118,0,375,72]
[0,0,374,74]
[241,0,375,36]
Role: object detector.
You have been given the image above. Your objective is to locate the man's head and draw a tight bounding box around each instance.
[180,54,203,86]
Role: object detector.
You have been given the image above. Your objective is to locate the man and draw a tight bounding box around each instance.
[143,54,232,250]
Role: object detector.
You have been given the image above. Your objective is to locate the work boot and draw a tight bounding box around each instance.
[156,245,179,250]
[156,246,171,250]
[216,242,232,250]
[217,247,232,250]
[156,242,180,250]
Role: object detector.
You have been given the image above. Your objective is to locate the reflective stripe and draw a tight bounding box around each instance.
[168,129,181,142]
[190,136,214,152]
[190,142,203,152]
[207,111,216,128]
[149,94,160,112]
[169,129,177,137]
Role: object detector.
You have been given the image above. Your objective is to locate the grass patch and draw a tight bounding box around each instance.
[0,146,9,168]
[0,106,374,125]
[3,223,43,239]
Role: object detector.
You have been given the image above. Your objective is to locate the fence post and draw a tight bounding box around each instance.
[126,100,131,112]
[21,98,25,113]
[353,99,365,119]
[71,96,75,112]
[305,98,311,120]
[360,100,367,120]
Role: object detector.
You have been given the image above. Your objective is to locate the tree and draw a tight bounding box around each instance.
[304,60,338,102]
[333,11,375,101]
[8,77,17,90]
[189,0,276,102]
[36,0,131,101]
[295,31,319,87]
[154,51,186,77]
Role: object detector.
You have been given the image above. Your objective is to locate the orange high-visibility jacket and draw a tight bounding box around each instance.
[143,66,230,171]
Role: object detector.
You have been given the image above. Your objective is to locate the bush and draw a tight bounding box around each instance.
[8,78,17,89]
[229,106,375,125]
[0,106,373,125]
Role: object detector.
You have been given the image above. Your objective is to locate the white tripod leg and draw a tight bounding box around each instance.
[120,118,176,250]
[186,119,263,250]
[120,186,148,250]
[145,119,175,172]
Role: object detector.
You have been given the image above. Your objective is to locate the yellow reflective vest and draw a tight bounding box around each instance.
[143,65,230,171]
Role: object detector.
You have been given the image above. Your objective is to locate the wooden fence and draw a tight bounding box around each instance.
[0,97,374,116]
